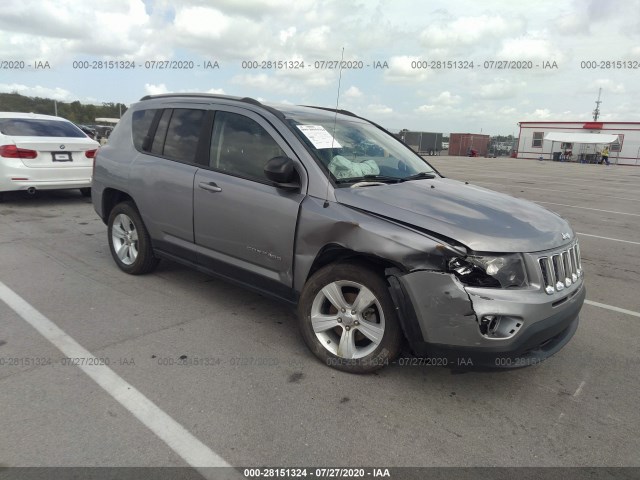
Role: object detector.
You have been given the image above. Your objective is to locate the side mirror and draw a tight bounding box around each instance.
[264,156,300,190]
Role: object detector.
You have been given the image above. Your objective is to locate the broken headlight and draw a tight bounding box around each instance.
[448,254,527,288]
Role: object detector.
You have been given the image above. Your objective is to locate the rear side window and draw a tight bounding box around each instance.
[149,108,206,163]
[163,109,206,162]
[131,109,158,151]
[151,110,172,155]
[0,118,86,137]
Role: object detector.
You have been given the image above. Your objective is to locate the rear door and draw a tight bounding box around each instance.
[193,107,306,299]
[129,106,211,261]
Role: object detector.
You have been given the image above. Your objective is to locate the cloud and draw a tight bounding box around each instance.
[344,86,363,99]
[142,83,225,96]
[297,25,333,55]
[415,105,436,113]
[0,1,87,39]
[174,0,315,19]
[231,73,304,95]
[171,6,268,59]
[420,15,524,52]
[432,91,462,106]
[585,79,625,94]
[497,33,562,61]
[530,108,552,119]
[144,83,169,95]
[366,104,393,115]
[279,27,296,45]
[173,7,231,40]
[383,56,432,83]
[478,79,527,99]
[0,0,156,60]
[0,1,639,136]
[414,92,461,115]
[0,83,73,101]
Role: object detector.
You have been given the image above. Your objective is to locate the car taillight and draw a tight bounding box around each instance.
[85,149,97,158]
[0,145,38,159]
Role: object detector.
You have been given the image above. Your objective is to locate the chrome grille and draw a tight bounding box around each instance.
[538,243,582,295]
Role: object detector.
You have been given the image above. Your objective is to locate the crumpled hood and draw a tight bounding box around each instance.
[334,177,573,253]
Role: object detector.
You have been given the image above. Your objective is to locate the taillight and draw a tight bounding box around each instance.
[0,145,38,159]
[85,149,97,159]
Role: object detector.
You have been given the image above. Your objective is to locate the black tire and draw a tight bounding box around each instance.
[297,262,402,373]
[80,187,91,197]
[107,201,159,275]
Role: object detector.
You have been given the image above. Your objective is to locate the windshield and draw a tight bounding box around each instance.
[285,112,438,184]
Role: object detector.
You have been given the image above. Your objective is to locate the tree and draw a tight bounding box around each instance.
[0,92,127,124]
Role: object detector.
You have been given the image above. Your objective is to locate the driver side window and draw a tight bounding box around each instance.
[210,112,285,181]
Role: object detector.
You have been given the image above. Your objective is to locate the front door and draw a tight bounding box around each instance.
[193,107,305,300]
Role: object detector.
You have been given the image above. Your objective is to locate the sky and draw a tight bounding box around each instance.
[1,0,639,135]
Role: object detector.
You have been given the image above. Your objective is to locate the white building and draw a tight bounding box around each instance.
[516,121,640,166]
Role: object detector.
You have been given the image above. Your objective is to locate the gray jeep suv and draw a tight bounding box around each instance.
[92,94,585,372]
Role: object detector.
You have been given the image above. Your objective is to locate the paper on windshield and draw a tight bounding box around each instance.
[296,125,342,149]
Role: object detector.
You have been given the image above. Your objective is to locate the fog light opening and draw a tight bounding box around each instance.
[488,316,500,335]
[478,315,523,340]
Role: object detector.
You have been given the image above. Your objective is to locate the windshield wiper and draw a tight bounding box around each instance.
[400,171,437,182]
[335,174,402,184]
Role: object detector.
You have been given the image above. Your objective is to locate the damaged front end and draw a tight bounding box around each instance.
[296,197,584,369]
[387,247,584,368]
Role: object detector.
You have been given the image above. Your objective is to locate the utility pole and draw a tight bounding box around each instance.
[593,88,602,121]
[54,100,57,116]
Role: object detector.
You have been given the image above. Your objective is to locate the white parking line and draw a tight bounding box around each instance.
[573,380,587,397]
[471,181,640,203]
[584,300,640,318]
[0,281,234,475]
[577,233,640,245]
[535,201,640,217]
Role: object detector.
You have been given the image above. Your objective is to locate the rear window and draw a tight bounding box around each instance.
[0,118,86,137]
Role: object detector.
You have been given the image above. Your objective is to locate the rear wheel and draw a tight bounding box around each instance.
[80,187,91,197]
[298,262,402,373]
[107,201,159,275]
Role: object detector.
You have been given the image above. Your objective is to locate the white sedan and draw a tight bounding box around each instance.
[0,112,100,201]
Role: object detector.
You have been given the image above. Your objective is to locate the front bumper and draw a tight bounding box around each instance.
[388,270,585,368]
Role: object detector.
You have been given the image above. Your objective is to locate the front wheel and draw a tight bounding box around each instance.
[107,201,159,275]
[298,263,402,373]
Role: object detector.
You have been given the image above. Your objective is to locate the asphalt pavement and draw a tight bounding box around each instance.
[0,157,638,475]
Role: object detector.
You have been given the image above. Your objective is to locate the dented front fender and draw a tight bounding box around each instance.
[294,196,449,291]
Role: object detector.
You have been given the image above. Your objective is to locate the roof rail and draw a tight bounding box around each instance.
[240,97,263,106]
[300,105,358,117]
[138,93,243,102]
[136,93,286,120]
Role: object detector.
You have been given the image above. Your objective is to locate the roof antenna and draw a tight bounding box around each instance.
[323,46,345,208]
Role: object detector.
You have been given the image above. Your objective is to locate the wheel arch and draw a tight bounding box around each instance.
[304,244,406,285]
[101,188,135,225]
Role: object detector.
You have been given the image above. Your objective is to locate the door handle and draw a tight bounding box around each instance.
[198,181,222,192]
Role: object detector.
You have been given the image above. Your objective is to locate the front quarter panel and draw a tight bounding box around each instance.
[293,196,448,292]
